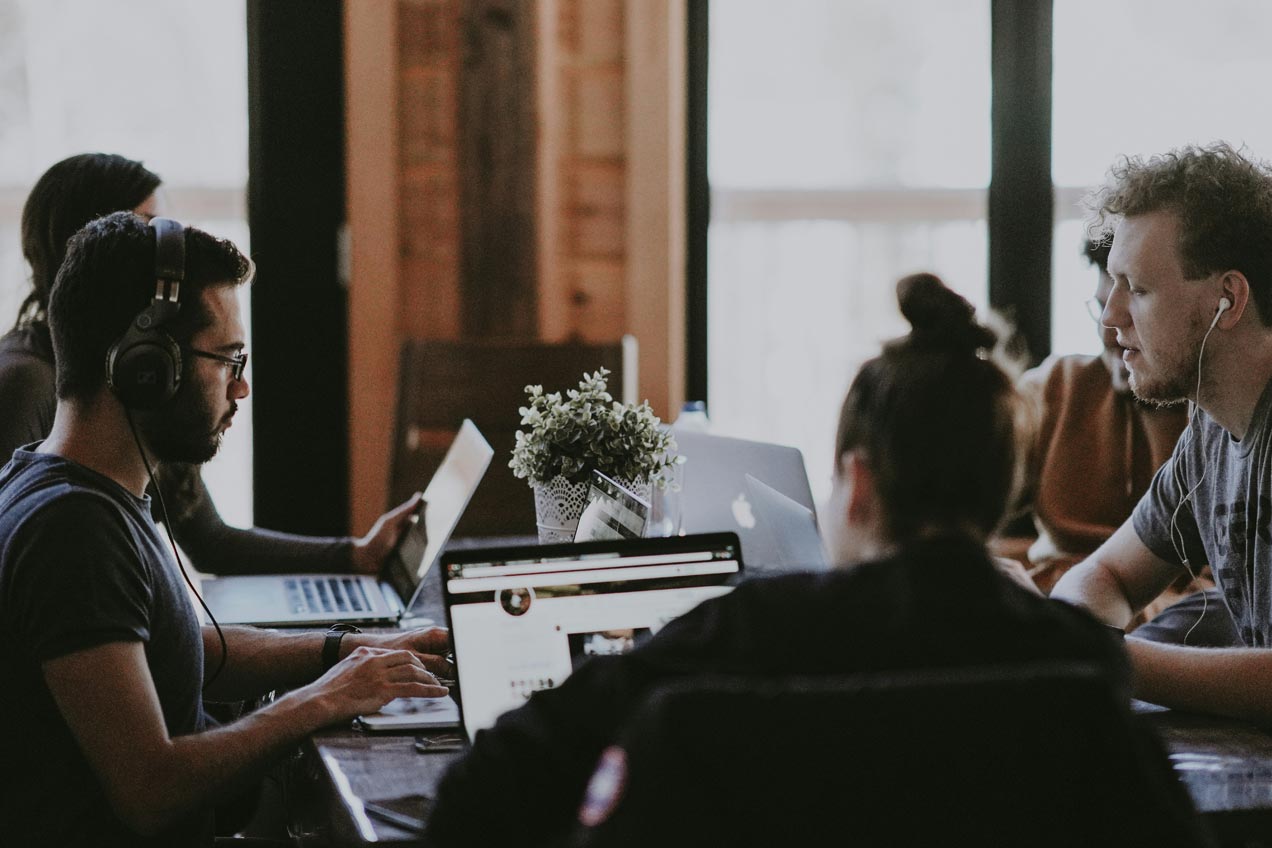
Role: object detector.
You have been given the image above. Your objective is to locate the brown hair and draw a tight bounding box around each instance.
[1087,142,1272,326]
[834,273,1025,542]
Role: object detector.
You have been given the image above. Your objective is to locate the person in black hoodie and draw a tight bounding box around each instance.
[425,273,1128,845]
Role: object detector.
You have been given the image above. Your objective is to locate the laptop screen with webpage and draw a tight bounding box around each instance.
[442,533,743,741]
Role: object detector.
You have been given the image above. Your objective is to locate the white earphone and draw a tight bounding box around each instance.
[1210,296,1233,329]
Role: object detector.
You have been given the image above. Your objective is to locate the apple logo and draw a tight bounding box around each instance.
[731,493,756,529]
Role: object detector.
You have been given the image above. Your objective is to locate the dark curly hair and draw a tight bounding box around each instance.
[49,212,252,401]
[1086,142,1272,326]
[18,153,162,330]
[835,273,1025,542]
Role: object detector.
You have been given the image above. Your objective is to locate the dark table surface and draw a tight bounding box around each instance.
[301,704,1272,846]
[290,539,1272,845]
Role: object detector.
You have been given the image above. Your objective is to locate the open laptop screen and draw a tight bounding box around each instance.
[443,533,742,741]
[382,419,494,610]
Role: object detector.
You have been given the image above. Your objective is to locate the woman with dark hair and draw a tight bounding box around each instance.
[0,153,417,576]
[424,273,1132,846]
[2,153,161,450]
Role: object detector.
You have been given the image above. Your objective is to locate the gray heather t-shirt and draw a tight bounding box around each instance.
[1133,378,1272,647]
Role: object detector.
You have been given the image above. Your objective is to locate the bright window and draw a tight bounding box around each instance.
[708,0,991,501]
[1051,0,1272,356]
[0,0,251,525]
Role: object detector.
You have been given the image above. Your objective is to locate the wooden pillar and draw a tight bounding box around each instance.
[624,0,686,419]
[346,0,401,532]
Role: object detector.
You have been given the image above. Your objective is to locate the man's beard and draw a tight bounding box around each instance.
[137,385,233,465]
[1129,317,1206,408]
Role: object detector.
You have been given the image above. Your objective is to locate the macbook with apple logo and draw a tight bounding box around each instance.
[672,430,824,576]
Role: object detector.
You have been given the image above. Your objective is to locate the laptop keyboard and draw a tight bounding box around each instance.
[285,577,374,614]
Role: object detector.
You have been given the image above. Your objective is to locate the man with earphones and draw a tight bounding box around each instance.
[0,212,452,846]
[1052,142,1272,723]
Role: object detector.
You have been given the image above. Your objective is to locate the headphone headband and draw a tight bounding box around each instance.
[151,217,186,285]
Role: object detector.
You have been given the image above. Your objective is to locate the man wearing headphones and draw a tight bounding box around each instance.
[0,212,451,846]
[1053,142,1272,723]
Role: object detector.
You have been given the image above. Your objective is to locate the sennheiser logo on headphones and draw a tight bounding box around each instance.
[137,371,157,385]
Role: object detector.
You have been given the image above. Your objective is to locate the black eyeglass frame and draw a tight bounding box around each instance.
[189,348,249,381]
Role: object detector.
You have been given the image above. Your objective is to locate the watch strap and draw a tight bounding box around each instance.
[323,623,362,671]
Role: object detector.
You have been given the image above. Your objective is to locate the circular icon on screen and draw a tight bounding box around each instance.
[499,587,534,616]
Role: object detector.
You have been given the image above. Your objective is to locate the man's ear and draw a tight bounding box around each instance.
[842,451,877,525]
[1217,270,1252,328]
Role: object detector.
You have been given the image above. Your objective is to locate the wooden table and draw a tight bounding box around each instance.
[286,545,1272,845]
[1140,703,1272,843]
[290,702,1272,846]
[294,729,460,845]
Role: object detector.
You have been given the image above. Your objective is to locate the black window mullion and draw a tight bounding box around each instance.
[686,0,710,408]
[989,0,1054,365]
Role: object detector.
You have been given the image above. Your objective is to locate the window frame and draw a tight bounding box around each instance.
[687,0,1057,399]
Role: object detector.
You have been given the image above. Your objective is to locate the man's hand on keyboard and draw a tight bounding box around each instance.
[352,626,454,679]
[309,645,450,721]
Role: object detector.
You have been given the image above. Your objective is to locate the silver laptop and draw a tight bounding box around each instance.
[744,474,827,571]
[673,429,818,575]
[441,532,743,742]
[201,420,494,627]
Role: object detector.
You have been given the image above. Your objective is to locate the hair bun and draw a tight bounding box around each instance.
[896,272,996,355]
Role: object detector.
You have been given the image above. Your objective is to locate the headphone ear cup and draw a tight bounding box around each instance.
[106,217,186,409]
[106,325,182,409]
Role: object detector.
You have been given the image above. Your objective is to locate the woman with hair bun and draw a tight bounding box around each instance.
[425,273,1136,846]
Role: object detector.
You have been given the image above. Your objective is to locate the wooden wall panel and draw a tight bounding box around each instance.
[347,0,686,530]
[458,0,539,338]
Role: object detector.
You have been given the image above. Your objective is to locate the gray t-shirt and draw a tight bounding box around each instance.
[1133,378,1272,647]
[0,449,210,846]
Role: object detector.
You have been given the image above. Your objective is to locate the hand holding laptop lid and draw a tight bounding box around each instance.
[351,491,426,575]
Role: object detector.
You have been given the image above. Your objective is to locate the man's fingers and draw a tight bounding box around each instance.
[388,492,424,522]
[385,661,439,682]
[393,681,451,699]
[404,627,451,653]
[417,653,453,677]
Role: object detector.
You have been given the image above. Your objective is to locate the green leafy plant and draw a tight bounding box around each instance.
[510,368,680,487]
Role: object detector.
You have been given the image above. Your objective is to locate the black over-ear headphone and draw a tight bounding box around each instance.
[106,217,186,409]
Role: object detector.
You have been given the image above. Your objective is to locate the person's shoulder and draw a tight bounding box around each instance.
[1021,353,1104,391]
[0,327,54,383]
[1003,576,1123,648]
[0,456,138,533]
[724,567,890,616]
[0,322,53,359]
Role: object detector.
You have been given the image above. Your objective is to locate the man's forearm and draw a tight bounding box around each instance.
[201,626,427,701]
[1127,639,1272,724]
[202,626,326,700]
[123,686,334,834]
[1050,559,1136,626]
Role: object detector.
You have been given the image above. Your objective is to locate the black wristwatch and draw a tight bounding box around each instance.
[323,623,362,671]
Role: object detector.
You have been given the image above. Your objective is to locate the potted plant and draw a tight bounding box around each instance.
[510,368,680,542]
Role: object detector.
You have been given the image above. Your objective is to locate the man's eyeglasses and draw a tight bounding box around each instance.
[1085,298,1105,324]
[190,348,248,381]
